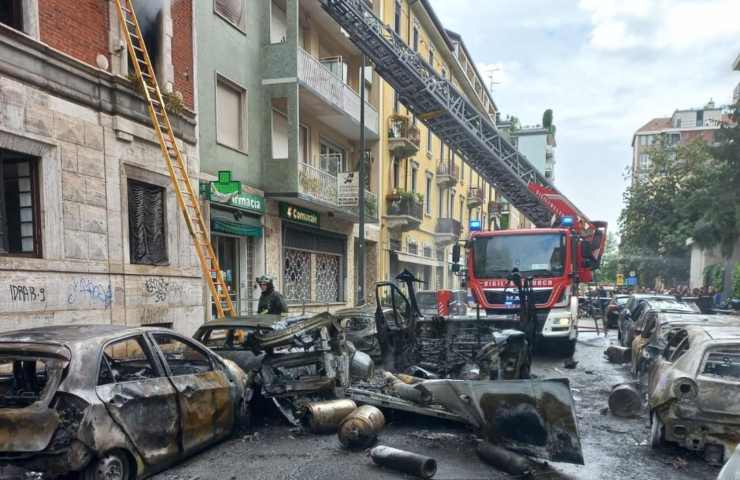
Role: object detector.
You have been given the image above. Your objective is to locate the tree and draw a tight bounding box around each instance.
[618,136,714,287]
[594,232,618,284]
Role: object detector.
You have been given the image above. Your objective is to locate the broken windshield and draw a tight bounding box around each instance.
[473,233,565,278]
[701,348,740,380]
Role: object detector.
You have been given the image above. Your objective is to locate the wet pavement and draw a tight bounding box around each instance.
[151,321,721,480]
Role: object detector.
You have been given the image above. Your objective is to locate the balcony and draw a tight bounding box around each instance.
[385,192,423,232]
[296,49,379,140]
[436,162,459,188]
[434,218,461,246]
[297,156,378,223]
[388,114,420,158]
[467,187,485,208]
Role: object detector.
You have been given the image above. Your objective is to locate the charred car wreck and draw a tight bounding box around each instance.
[0,325,250,479]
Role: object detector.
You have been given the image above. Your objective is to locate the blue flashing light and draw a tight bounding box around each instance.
[469,219,482,231]
[560,216,575,227]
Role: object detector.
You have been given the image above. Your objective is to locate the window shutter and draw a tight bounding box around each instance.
[215,0,244,27]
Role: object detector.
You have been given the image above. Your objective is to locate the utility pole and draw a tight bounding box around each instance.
[357,55,366,306]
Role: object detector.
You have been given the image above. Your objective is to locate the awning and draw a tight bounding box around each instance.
[211,208,263,237]
[395,252,442,267]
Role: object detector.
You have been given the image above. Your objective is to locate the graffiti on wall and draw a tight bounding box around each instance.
[67,279,113,309]
[144,277,184,303]
[8,285,47,303]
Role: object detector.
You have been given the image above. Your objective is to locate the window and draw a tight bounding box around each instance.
[411,166,418,193]
[271,109,288,159]
[270,0,287,43]
[320,140,346,175]
[394,0,401,34]
[412,23,419,51]
[696,110,704,127]
[670,337,690,363]
[459,197,464,222]
[216,75,247,152]
[393,158,400,189]
[128,180,168,265]
[425,175,433,215]
[438,187,444,217]
[393,91,400,114]
[429,47,435,69]
[427,129,433,153]
[639,154,650,171]
[0,1,22,30]
[283,227,345,305]
[407,237,418,255]
[299,124,309,165]
[152,334,213,376]
[98,336,158,385]
[214,0,246,31]
[0,150,40,257]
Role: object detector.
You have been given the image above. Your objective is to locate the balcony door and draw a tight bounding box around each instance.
[319,139,345,176]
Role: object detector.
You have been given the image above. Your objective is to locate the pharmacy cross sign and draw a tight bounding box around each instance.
[209,170,265,215]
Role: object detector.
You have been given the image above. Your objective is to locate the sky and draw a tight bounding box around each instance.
[428,0,740,232]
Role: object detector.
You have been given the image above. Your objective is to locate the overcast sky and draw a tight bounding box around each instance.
[428,0,740,232]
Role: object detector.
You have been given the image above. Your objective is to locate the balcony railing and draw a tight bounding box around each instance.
[386,194,423,220]
[467,187,485,207]
[436,162,459,190]
[297,48,379,132]
[435,218,461,237]
[298,159,377,221]
[388,114,420,157]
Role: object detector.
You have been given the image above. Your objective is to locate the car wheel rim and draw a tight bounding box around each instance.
[96,456,126,480]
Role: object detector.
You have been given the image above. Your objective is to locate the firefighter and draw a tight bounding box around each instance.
[256,275,288,315]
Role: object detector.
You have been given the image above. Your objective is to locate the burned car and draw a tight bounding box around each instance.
[631,311,739,377]
[618,294,698,348]
[647,325,740,465]
[343,270,531,380]
[0,325,250,479]
[194,312,370,425]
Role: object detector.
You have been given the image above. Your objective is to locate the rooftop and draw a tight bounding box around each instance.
[635,117,672,134]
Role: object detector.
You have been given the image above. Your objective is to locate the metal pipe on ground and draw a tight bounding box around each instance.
[608,383,641,418]
[476,442,531,476]
[384,372,433,405]
[302,399,358,433]
[370,446,437,479]
[338,405,385,449]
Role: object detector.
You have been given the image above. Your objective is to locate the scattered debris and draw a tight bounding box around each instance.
[672,456,688,471]
[384,372,433,405]
[370,446,437,479]
[302,399,357,434]
[337,405,385,449]
[604,345,632,364]
[476,441,532,476]
[407,366,439,380]
[564,358,578,369]
[609,383,641,418]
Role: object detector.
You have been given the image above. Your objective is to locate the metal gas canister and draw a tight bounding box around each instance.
[302,399,358,434]
[337,405,385,449]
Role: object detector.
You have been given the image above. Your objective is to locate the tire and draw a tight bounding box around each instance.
[519,362,531,379]
[81,450,134,480]
[650,410,665,449]
[561,338,576,358]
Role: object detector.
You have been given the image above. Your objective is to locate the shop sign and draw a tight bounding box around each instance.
[280,203,320,227]
[337,171,359,207]
[208,170,265,215]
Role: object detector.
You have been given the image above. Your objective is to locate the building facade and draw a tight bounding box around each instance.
[377,0,503,291]
[0,0,205,333]
[512,126,556,182]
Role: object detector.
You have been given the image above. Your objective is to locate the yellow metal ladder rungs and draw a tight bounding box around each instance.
[113,0,236,319]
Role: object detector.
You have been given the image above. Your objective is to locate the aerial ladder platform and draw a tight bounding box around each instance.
[321,0,594,229]
[113,0,236,318]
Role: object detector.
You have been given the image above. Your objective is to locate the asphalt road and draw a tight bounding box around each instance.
[152,321,721,480]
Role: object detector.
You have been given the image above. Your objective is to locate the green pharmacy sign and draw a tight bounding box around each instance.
[209,171,265,215]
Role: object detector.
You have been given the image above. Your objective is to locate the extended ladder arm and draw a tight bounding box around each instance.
[113,0,236,318]
[321,0,587,228]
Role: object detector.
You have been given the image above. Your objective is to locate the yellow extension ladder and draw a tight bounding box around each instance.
[113,0,236,319]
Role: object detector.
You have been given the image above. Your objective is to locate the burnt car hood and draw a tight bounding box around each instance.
[421,379,583,464]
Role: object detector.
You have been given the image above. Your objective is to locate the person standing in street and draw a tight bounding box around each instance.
[256,276,288,315]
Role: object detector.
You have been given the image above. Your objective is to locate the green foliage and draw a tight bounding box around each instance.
[542,109,555,135]
[594,232,618,283]
[703,264,725,290]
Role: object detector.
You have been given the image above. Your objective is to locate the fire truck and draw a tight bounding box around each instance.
[459,185,607,355]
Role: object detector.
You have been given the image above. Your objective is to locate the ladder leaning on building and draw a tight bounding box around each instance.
[112,0,236,318]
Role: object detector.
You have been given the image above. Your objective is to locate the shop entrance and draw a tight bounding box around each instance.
[212,235,239,318]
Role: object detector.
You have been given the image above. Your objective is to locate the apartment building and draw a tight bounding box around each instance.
[193,0,380,313]
[0,0,204,333]
[377,0,500,290]
[513,126,556,182]
[631,101,725,181]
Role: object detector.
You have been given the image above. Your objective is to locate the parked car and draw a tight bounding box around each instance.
[630,311,739,378]
[605,295,630,328]
[415,289,476,318]
[0,325,250,480]
[647,325,740,465]
[618,294,696,347]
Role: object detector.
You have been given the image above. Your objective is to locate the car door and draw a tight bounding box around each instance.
[149,332,234,453]
[95,335,181,466]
